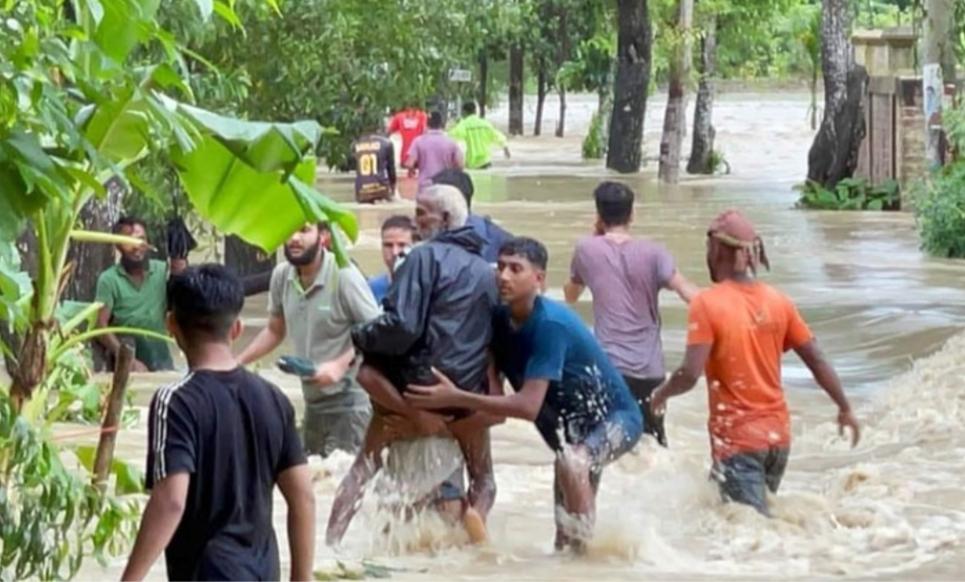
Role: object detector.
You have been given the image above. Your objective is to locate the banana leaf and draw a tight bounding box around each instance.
[165,98,357,261]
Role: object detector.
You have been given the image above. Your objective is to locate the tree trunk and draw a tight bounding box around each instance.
[806,0,868,188]
[555,8,570,139]
[478,52,489,118]
[922,0,954,169]
[658,0,694,184]
[810,67,819,130]
[509,44,525,136]
[687,13,717,175]
[607,0,653,173]
[556,88,567,137]
[598,89,612,147]
[64,183,125,302]
[534,57,548,136]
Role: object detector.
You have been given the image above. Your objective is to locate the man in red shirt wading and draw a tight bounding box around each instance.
[651,210,861,516]
[387,106,427,178]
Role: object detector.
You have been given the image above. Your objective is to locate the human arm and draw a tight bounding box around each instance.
[125,392,197,580]
[794,340,860,446]
[386,114,399,135]
[651,295,712,412]
[309,346,355,387]
[406,367,548,421]
[650,344,711,413]
[489,124,510,158]
[563,280,585,304]
[121,473,189,581]
[239,267,288,365]
[446,360,507,433]
[94,276,148,372]
[564,243,586,304]
[277,465,315,581]
[238,313,286,365]
[665,270,700,304]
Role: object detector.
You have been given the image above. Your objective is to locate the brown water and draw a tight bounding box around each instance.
[90,93,965,580]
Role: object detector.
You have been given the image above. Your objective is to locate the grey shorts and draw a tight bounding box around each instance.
[302,406,371,458]
[712,446,789,516]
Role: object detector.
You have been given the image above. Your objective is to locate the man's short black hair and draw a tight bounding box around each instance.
[432,168,474,208]
[428,111,444,129]
[167,264,244,342]
[113,216,146,234]
[593,181,634,227]
[499,237,548,271]
[381,214,415,233]
[317,221,331,232]
[462,101,477,116]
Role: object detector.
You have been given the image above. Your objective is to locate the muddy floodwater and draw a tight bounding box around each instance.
[90,92,965,580]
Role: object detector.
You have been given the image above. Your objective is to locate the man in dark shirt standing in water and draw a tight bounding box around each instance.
[122,265,314,581]
[351,127,397,203]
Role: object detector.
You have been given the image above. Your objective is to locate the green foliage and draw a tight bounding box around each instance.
[945,103,965,159]
[915,104,965,258]
[796,178,901,211]
[0,391,140,580]
[582,110,606,160]
[709,150,730,175]
[197,0,491,169]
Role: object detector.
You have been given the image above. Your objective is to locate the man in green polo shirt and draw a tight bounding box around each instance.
[449,101,511,170]
[238,222,380,457]
[95,216,177,372]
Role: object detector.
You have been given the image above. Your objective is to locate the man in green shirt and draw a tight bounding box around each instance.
[449,101,511,170]
[238,222,381,457]
[95,216,179,372]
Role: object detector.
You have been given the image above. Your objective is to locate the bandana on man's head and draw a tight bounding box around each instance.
[707,210,770,274]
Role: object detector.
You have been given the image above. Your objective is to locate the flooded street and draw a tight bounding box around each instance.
[94,92,965,579]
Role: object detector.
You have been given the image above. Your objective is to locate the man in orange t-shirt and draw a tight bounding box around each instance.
[651,210,860,515]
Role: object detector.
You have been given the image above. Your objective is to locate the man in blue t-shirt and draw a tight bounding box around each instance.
[407,237,643,553]
[432,168,512,265]
[368,215,416,303]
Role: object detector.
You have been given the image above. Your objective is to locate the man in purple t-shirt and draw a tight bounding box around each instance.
[405,111,464,188]
[564,181,699,446]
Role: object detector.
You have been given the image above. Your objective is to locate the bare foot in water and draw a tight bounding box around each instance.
[462,506,488,544]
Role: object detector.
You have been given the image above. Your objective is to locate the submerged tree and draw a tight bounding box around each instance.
[607,0,653,173]
[658,0,694,183]
[806,0,868,188]
[687,3,717,175]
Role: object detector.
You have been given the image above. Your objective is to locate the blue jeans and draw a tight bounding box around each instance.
[712,447,790,516]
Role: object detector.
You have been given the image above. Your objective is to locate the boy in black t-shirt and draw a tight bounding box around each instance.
[122,264,315,581]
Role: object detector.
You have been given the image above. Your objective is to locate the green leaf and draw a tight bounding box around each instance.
[91,0,162,65]
[57,301,103,335]
[0,239,31,329]
[173,133,312,253]
[213,1,243,30]
[82,88,152,164]
[163,99,354,260]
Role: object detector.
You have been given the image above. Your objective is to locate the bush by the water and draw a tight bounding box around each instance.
[916,105,965,259]
[915,161,965,258]
[582,110,606,160]
[796,178,900,211]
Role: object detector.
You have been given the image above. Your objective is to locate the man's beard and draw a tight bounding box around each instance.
[419,225,443,241]
[284,238,321,267]
[120,254,149,272]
